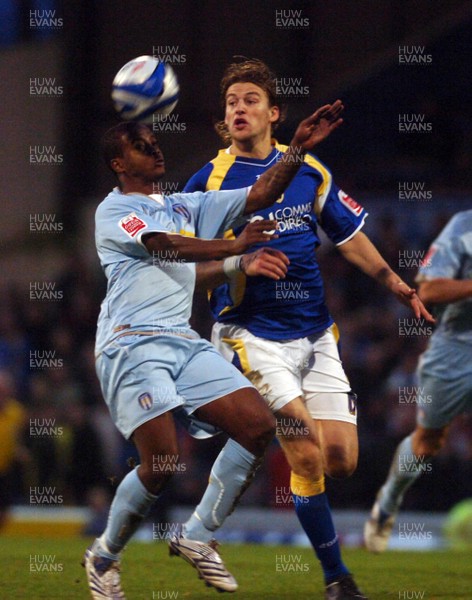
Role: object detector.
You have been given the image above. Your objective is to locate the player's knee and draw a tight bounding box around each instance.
[138,455,181,494]
[236,410,276,457]
[251,413,277,448]
[324,446,357,479]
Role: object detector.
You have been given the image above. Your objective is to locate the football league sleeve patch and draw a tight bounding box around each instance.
[119,213,148,238]
[318,184,367,246]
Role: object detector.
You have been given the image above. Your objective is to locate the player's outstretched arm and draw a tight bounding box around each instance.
[244,101,344,214]
[418,278,472,304]
[338,231,435,322]
[143,219,277,263]
[196,248,290,290]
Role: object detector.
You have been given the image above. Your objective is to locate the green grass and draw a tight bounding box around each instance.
[2,536,472,599]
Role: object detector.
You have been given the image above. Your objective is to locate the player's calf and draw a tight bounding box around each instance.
[412,425,449,459]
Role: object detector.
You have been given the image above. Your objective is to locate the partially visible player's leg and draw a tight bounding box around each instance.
[276,398,364,596]
[302,326,358,480]
[85,336,195,599]
[181,386,275,542]
[363,425,447,554]
[300,329,366,598]
[103,411,180,551]
[170,342,275,592]
[85,412,180,599]
[376,424,448,516]
[316,416,358,479]
[364,366,470,553]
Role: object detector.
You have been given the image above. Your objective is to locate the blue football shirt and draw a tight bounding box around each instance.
[185,143,367,340]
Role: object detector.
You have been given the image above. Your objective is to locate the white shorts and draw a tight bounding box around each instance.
[212,322,356,424]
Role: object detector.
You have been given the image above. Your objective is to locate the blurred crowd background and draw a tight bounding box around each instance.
[1,0,471,520]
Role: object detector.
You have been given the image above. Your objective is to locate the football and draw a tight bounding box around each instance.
[112,55,179,122]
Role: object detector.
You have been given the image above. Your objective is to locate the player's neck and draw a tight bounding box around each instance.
[229,137,274,160]
[120,178,158,196]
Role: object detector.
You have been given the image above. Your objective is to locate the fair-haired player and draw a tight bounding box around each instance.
[84,104,345,599]
[173,58,434,600]
[365,210,472,552]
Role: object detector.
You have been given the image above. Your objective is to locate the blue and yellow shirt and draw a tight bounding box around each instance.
[185,143,367,341]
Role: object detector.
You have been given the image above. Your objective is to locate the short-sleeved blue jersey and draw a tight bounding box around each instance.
[184,143,367,340]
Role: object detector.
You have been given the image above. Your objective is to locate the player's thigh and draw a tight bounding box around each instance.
[176,340,275,452]
[196,387,276,455]
[274,397,324,478]
[211,322,304,413]
[301,327,358,476]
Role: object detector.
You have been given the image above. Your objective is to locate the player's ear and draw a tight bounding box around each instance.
[269,105,280,123]
[111,157,125,174]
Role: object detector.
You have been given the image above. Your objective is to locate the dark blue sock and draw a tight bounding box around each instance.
[293,492,349,584]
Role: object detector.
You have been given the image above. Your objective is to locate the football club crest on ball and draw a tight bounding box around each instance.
[138,393,153,411]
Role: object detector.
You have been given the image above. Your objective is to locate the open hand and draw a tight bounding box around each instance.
[291,100,344,151]
[393,281,436,322]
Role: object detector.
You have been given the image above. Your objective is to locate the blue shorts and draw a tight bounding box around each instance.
[416,341,472,429]
[96,333,253,439]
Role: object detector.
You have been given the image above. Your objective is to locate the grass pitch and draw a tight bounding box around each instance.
[3,536,471,599]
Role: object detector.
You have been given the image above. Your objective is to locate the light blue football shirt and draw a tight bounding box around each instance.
[416,209,472,348]
[95,186,248,354]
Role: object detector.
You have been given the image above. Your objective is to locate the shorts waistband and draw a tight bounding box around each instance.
[95,329,198,359]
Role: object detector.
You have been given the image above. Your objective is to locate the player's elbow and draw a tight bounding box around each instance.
[143,232,182,256]
[244,190,264,215]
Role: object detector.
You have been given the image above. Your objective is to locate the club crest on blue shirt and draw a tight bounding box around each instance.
[172,204,191,222]
[138,392,153,411]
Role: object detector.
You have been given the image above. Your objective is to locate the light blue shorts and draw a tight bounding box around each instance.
[96,333,253,439]
[416,341,472,429]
